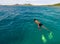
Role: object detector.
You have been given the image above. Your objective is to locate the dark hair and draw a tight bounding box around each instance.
[34,19,37,21]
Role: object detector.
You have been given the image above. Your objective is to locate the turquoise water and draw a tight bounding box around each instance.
[0,6,60,44]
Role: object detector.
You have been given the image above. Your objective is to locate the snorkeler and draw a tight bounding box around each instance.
[34,19,50,32]
[34,19,53,42]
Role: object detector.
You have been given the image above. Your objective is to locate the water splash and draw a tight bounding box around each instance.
[42,34,47,43]
[41,32,54,43]
[48,32,53,39]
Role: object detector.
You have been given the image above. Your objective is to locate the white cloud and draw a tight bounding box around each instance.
[0,0,60,5]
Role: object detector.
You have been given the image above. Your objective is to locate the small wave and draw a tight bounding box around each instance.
[0,21,13,27]
[40,18,57,23]
[0,14,10,21]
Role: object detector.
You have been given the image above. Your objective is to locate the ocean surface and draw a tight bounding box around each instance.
[0,6,60,44]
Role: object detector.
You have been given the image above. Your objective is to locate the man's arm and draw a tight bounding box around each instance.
[38,25,40,29]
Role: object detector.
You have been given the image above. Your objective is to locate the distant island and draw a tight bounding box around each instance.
[22,4,32,6]
[12,4,33,6]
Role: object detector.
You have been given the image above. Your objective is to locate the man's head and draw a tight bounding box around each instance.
[34,19,37,21]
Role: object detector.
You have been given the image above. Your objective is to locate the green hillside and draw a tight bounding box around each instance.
[47,3,60,6]
[53,3,60,6]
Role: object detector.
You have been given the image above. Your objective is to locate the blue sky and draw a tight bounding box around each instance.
[0,0,60,5]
